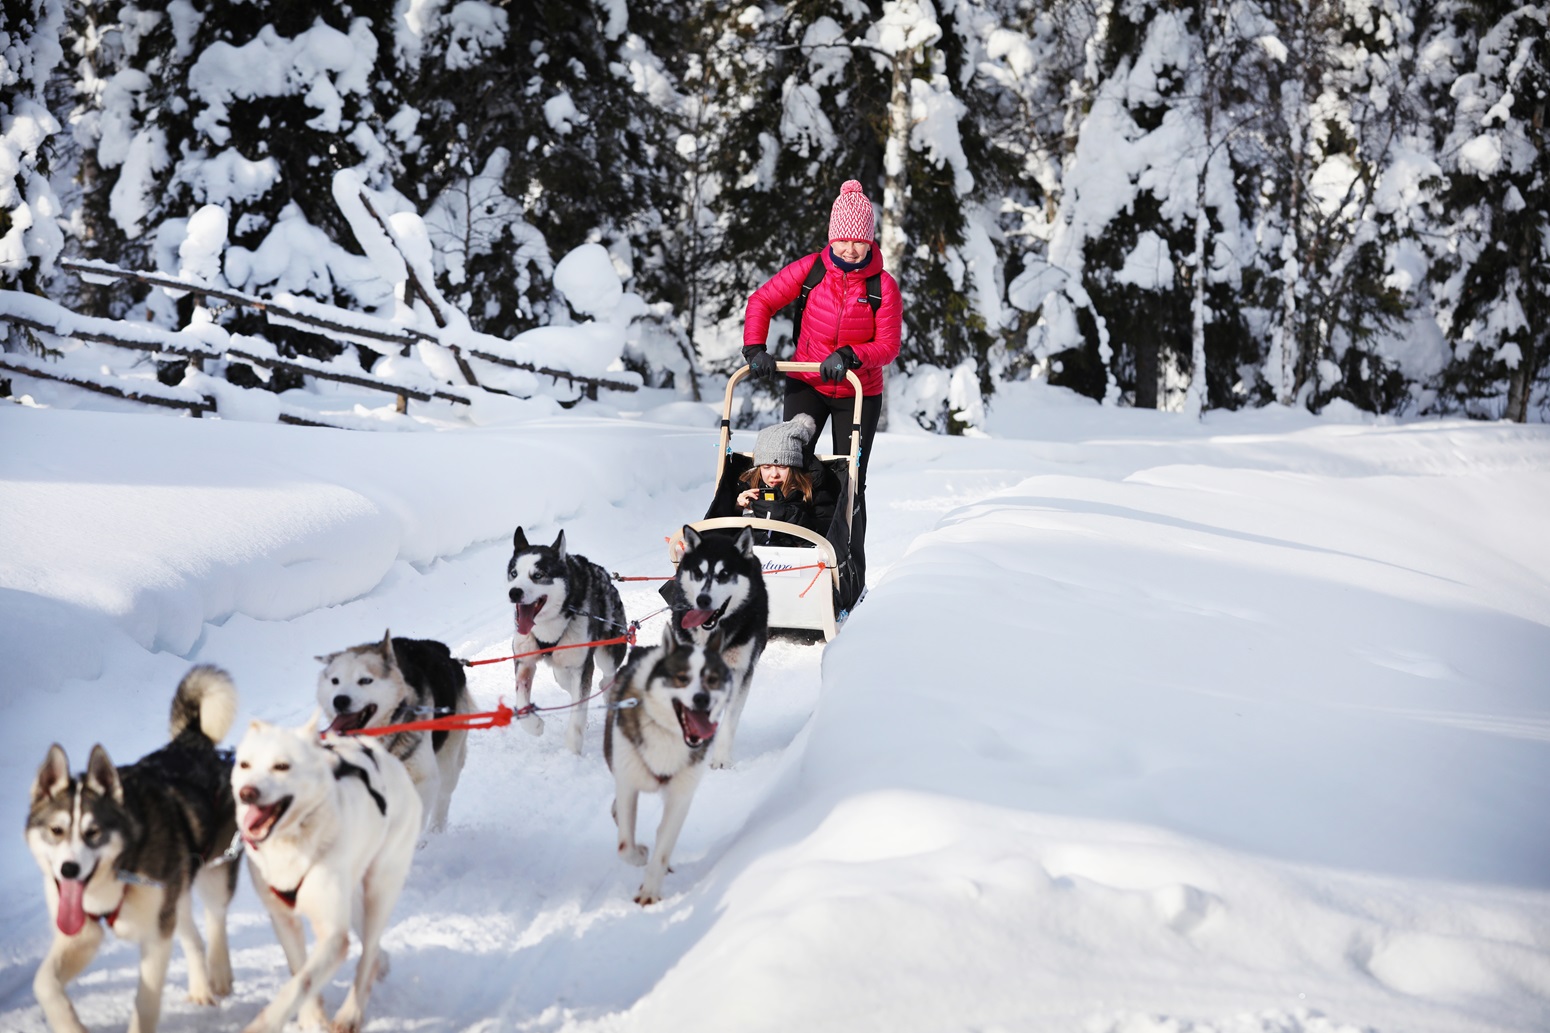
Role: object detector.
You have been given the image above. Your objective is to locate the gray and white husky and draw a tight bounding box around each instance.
[232,716,421,1033]
[315,630,474,833]
[604,625,731,905]
[26,665,240,1033]
[506,527,629,754]
[666,525,769,768]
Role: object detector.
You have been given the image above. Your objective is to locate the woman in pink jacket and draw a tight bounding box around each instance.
[741,179,903,503]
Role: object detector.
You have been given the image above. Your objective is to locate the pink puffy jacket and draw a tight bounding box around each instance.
[744,248,902,398]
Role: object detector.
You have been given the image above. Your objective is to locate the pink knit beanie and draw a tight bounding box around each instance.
[828,180,876,243]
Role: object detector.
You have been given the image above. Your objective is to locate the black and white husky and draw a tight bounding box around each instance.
[604,625,731,905]
[26,665,240,1033]
[315,630,474,833]
[232,716,421,1033]
[666,525,769,768]
[506,527,628,754]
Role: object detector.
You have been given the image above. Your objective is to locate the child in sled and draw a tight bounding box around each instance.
[736,414,831,544]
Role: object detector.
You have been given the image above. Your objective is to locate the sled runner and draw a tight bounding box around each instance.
[671,362,866,640]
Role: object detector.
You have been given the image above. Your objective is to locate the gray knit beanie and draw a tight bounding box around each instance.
[753,413,818,467]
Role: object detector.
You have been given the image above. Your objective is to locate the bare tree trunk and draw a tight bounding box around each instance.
[880,52,911,278]
[1186,199,1209,417]
[1506,339,1537,422]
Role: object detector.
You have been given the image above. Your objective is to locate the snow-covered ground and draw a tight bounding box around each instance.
[2,383,1548,1032]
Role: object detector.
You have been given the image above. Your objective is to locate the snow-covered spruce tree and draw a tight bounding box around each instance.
[1044,0,1255,412]
[1428,2,1549,422]
[399,2,680,348]
[65,0,411,386]
[881,0,1002,433]
[1,0,66,326]
[1242,0,1421,413]
[953,0,1089,389]
[62,0,198,321]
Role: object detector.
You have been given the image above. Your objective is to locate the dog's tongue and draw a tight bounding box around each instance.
[681,609,714,630]
[241,803,273,837]
[325,712,358,735]
[682,709,718,743]
[516,601,544,636]
[56,879,87,936]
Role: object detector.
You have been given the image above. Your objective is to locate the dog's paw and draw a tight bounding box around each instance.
[330,1004,363,1033]
[634,884,664,906]
[208,957,234,998]
[708,752,733,770]
[619,842,648,867]
[518,712,545,737]
[565,730,584,755]
[187,981,219,1006]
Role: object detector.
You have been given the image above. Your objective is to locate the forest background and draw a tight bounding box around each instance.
[2,0,1546,429]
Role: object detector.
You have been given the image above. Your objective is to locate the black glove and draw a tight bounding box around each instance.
[819,346,860,383]
[742,345,778,380]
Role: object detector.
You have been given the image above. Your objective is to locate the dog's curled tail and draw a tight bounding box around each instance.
[169,664,240,744]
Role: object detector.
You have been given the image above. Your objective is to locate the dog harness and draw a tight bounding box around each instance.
[270,881,302,910]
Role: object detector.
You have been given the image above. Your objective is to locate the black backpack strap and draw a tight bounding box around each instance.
[790,254,827,346]
[864,272,882,314]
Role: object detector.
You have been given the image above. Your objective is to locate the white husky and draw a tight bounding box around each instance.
[231,718,421,1033]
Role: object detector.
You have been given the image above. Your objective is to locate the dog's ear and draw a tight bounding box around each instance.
[705,628,725,655]
[682,525,701,552]
[380,629,397,668]
[298,711,322,740]
[84,744,123,803]
[314,650,339,666]
[33,744,71,804]
[551,529,567,558]
[660,624,680,653]
[734,526,756,557]
[512,526,529,552]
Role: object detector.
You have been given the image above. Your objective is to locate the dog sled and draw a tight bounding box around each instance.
[671,362,866,640]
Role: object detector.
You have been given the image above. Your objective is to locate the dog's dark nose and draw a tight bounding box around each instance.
[332,694,351,712]
[693,692,710,711]
[696,593,712,609]
[60,861,79,880]
[508,587,523,603]
[238,785,260,804]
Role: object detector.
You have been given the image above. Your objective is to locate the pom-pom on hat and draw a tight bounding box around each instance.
[754,413,818,468]
[828,180,876,244]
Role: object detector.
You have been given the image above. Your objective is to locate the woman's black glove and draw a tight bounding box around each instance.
[819,346,860,383]
[742,345,778,380]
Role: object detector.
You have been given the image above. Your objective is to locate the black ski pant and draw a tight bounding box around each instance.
[782,377,881,573]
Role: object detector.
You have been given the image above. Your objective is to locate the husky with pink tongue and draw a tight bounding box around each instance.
[604,624,732,905]
[25,665,240,1033]
[506,527,628,754]
[663,525,769,769]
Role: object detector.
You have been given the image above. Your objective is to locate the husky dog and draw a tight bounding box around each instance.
[232,717,421,1033]
[604,626,731,905]
[26,665,240,1033]
[666,525,769,768]
[506,527,629,754]
[315,630,474,833]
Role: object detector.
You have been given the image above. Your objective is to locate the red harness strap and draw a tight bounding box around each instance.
[270,882,301,910]
[89,902,123,929]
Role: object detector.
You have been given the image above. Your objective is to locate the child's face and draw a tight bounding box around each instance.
[760,464,790,489]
